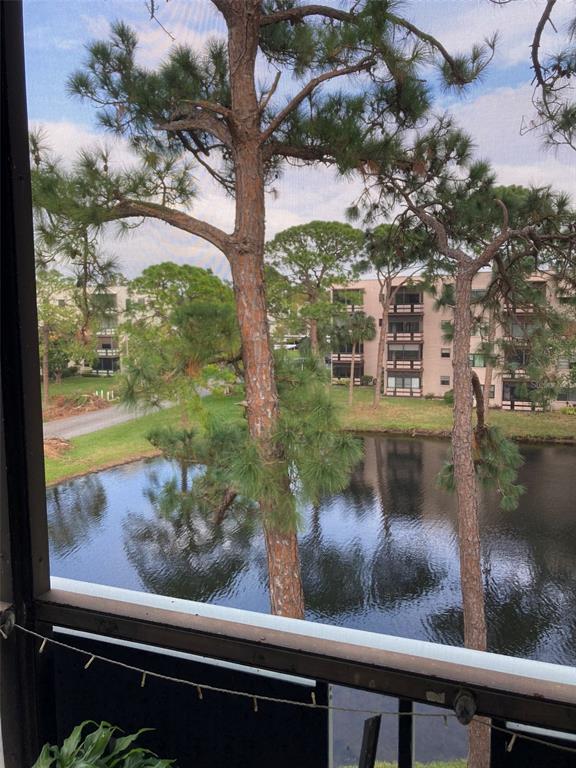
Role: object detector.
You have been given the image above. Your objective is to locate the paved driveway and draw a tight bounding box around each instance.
[43,404,160,439]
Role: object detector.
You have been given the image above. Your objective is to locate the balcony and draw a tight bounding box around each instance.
[96,327,118,336]
[387,331,423,342]
[387,359,423,371]
[502,400,543,412]
[97,348,120,357]
[391,302,424,314]
[385,387,423,397]
[5,577,575,768]
[331,352,363,362]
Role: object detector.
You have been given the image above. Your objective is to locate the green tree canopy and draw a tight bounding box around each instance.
[266,221,364,353]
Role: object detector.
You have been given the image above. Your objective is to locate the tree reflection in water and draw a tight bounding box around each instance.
[47,475,107,557]
[299,446,445,622]
[47,438,576,667]
[123,466,260,602]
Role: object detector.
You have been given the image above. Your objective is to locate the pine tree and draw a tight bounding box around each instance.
[356,116,576,768]
[38,2,493,619]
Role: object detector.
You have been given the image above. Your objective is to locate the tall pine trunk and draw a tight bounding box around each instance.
[348,342,356,406]
[227,3,304,619]
[309,318,319,356]
[452,269,490,768]
[42,325,50,402]
[373,291,390,407]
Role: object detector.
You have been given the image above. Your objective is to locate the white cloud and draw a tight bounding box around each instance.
[411,0,574,69]
[446,83,576,196]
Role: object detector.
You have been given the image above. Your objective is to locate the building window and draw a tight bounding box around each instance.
[388,319,422,334]
[387,375,421,390]
[332,362,351,378]
[441,348,450,358]
[470,289,485,303]
[440,376,450,386]
[387,344,421,362]
[489,385,495,399]
[469,353,486,367]
[333,342,364,356]
[57,299,65,307]
[557,387,576,402]
[394,289,422,305]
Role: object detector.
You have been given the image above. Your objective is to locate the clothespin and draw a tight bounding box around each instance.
[141,672,147,688]
[84,655,95,670]
[311,691,316,707]
[506,734,517,753]
[197,685,203,700]
[253,696,259,713]
[39,637,48,654]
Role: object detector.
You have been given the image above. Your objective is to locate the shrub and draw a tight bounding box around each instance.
[360,375,374,386]
[443,389,454,405]
[424,392,436,399]
[561,405,576,415]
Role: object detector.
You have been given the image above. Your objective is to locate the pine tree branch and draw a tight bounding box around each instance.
[260,57,375,142]
[263,141,333,162]
[388,181,467,264]
[259,70,281,113]
[157,109,232,147]
[259,5,352,26]
[531,0,557,90]
[108,198,231,252]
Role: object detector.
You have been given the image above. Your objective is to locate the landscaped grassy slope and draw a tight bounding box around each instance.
[333,387,576,443]
[43,374,119,401]
[43,393,243,486]
[44,387,575,486]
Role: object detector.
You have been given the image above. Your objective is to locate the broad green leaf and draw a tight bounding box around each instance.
[31,743,56,768]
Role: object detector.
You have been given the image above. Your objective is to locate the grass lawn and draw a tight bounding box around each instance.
[44,392,243,486]
[335,386,576,443]
[43,375,119,402]
[45,386,575,486]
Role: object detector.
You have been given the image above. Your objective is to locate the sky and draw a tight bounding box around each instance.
[22,0,576,280]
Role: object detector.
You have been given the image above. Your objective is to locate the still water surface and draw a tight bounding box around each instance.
[47,436,576,761]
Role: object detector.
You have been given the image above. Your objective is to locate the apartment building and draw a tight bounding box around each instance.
[52,285,136,375]
[331,273,576,409]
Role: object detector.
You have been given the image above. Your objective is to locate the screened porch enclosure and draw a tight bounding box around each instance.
[2,2,576,767]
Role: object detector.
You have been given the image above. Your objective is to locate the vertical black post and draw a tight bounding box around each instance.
[398,699,414,768]
[1,1,54,764]
[358,716,381,768]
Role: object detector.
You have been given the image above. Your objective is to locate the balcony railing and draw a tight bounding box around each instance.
[331,353,363,361]
[391,303,424,314]
[387,359,423,371]
[96,348,120,357]
[96,328,118,336]
[502,400,543,412]
[15,577,574,768]
[385,387,423,397]
[387,331,423,342]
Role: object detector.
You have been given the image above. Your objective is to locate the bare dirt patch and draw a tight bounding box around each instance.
[43,437,72,459]
[43,394,111,422]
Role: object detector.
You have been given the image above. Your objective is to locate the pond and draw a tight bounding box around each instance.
[47,436,576,763]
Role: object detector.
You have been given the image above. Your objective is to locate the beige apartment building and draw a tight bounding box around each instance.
[331,273,576,409]
[52,285,137,375]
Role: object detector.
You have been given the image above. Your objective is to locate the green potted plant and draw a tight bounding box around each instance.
[33,721,176,768]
